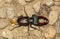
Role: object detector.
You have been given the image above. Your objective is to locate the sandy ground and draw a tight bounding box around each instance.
[0,0,60,39]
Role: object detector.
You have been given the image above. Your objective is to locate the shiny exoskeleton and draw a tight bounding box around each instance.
[11,14,49,33]
[17,14,49,26]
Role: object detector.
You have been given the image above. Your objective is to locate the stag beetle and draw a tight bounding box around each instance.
[10,14,49,31]
[17,14,49,26]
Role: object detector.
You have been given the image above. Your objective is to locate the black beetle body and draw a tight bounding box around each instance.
[11,14,49,31]
[17,14,49,26]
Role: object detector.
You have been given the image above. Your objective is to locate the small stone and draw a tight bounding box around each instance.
[54,2,60,6]
[19,10,27,16]
[25,0,34,3]
[0,36,8,39]
[18,0,26,5]
[14,5,25,17]
[0,19,9,29]
[43,26,56,39]
[12,26,28,39]
[25,5,35,17]
[59,16,60,20]
[31,30,42,37]
[50,6,60,15]
[3,0,12,3]
[48,11,58,25]
[50,6,60,11]
[53,0,60,2]
[40,4,50,16]
[44,0,54,6]
[0,7,6,18]
[29,35,45,39]
[55,34,60,39]
[2,29,13,39]
[33,1,41,12]
[25,0,31,2]
[29,30,45,39]
[6,6,15,19]
[55,20,60,33]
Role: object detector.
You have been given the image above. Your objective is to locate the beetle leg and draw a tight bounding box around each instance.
[38,26,43,32]
[10,25,21,31]
[24,7,29,17]
[28,25,30,36]
[30,25,40,31]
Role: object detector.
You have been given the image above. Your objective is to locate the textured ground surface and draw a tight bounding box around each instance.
[0,0,60,39]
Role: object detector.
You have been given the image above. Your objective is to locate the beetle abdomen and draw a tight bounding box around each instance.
[17,16,29,26]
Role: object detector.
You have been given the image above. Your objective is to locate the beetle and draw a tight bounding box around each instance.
[17,14,49,26]
[10,4,49,36]
[10,14,49,36]
[10,14,49,30]
[10,6,49,35]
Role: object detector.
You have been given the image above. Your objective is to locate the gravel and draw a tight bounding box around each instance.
[0,0,60,39]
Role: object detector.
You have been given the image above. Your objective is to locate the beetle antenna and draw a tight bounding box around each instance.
[10,25,20,31]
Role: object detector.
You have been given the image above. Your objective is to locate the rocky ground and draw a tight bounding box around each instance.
[0,0,60,39]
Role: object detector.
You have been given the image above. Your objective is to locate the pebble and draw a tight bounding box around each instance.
[48,11,58,25]
[44,0,54,6]
[53,0,60,2]
[30,30,42,37]
[2,29,13,39]
[25,5,35,17]
[33,1,41,12]
[40,4,50,16]
[55,34,60,39]
[55,20,60,33]
[18,10,27,16]
[0,36,9,39]
[3,0,12,3]
[50,6,60,15]
[12,26,28,39]
[0,7,6,18]
[13,5,25,17]
[50,6,60,11]
[29,35,45,39]
[18,0,26,5]
[0,19,9,29]
[6,6,15,19]
[43,26,56,39]
[54,2,60,6]
[25,0,31,2]
[59,16,60,20]
[29,30,45,39]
